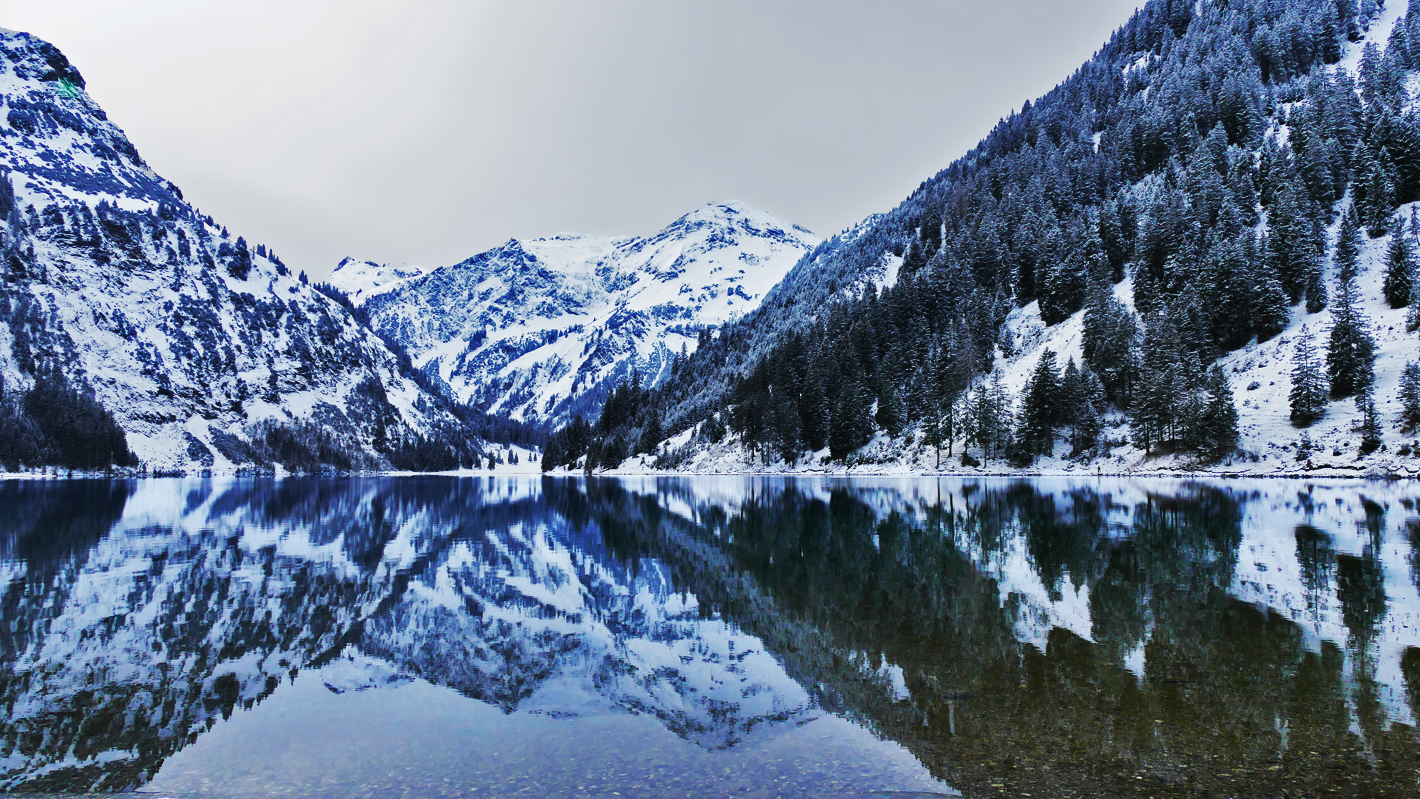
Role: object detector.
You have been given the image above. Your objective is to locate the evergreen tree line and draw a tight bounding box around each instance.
[546,0,1420,469]
[1286,210,1420,456]
[542,379,663,471]
[0,368,137,472]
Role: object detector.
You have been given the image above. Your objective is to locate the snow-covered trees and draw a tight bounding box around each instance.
[1382,229,1416,308]
[1290,327,1329,426]
[1020,351,1062,456]
[1326,277,1377,399]
[550,0,1420,472]
[1400,361,1420,432]
[964,376,1014,463]
[0,368,137,471]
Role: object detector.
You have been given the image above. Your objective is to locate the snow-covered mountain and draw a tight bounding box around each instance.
[336,202,818,425]
[325,257,430,306]
[0,29,470,471]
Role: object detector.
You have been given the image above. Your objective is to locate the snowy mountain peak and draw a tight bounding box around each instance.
[356,203,819,424]
[327,257,431,305]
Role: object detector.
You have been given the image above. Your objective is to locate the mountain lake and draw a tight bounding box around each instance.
[3,475,1420,798]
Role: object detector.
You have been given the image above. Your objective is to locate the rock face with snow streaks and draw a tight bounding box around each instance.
[0,29,467,471]
[341,202,818,425]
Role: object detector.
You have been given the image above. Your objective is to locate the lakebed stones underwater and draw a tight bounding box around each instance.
[2,475,1420,797]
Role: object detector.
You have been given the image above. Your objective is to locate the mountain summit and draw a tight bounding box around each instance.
[341,201,818,425]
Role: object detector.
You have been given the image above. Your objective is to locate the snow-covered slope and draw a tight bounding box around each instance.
[324,257,430,306]
[0,30,466,471]
[352,202,818,425]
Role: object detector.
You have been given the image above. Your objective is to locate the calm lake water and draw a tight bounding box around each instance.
[2,476,1420,798]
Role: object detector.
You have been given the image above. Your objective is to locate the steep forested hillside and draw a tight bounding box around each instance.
[551,0,1420,474]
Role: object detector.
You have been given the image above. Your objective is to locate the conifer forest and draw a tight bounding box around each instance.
[546,0,1420,475]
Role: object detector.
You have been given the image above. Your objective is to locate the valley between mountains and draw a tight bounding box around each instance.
[11,1,1420,477]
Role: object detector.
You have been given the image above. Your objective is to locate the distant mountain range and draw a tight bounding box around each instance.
[15,0,1420,476]
[328,202,817,426]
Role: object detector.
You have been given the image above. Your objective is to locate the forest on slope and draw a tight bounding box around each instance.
[547,0,1420,474]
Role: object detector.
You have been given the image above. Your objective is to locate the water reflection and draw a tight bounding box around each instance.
[2,476,1420,797]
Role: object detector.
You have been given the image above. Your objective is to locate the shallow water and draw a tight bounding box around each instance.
[2,476,1420,797]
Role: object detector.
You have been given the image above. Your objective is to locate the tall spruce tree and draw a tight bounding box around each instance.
[1193,365,1240,461]
[1334,208,1362,284]
[1400,360,1420,432]
[1020,350,1061,457]
[1303,254,1329,314]
[1290,327,1329,426]
[1359,389,1383,455]
[1408,277,1420,332]
[1327,277,1377,398]
[1252,260,1291,340]
[1081,280,1138,405]
[1383,229,1416,308]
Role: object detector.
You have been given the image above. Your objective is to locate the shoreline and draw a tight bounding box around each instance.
[3,467,1418,481]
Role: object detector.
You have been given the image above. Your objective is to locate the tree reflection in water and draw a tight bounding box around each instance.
[2,476,1419,797]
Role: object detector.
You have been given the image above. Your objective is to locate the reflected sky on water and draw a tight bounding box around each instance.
[3,476,1420,798]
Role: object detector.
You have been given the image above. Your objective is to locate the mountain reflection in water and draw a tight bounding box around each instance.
[2,476,1420,798]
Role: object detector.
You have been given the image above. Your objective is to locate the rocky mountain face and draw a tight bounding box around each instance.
[333,202,818,426]
[0,29,473,472]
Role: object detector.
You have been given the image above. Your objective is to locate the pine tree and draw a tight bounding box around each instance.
[1334,208,1362,283]
[1252,259,1291,340]
[1068,365,1106,457]
[1020,350,1061,457]
[636,413,663,456]
[966,375,1013,462]
[829,380,873,460]
[1303,254,1328,314]
[1408,277,1420,332]
[1290,327,1329,426]
[1194,365,1240,461]
[875,383,905,437]
[1357,150,1396,237]
[1384,229,1416,308]
[1327,277,1377,398]
[1082,280,1138,405]
[1358,389,1382,455]
[1401,361,1420,432]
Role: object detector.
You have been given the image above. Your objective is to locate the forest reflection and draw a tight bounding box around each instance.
[1,476,1418,798]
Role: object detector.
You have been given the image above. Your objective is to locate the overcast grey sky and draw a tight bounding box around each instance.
[2,1,1143,278]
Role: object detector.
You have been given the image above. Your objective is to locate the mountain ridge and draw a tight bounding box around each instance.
[557,0,1420,478]
[339,200,818,427]
[0,28,487,473]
